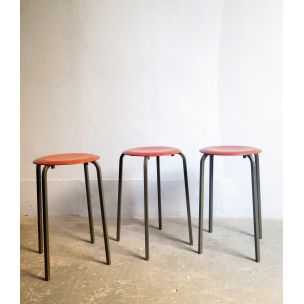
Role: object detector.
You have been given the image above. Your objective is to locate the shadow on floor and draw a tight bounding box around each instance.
[21,269,45,281]
[212,222,253,237]
[21,245,39,254]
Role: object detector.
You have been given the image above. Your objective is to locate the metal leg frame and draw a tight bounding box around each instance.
[144,157,149,260]
[156,156,162,230]
[117,153,193,260]
[179,153,193,245]
[209,155,214,233]
[92,161,111,265]
[245,155,261,262]
[116,154,125,241]
[199,154,261,261]
[42,165,51,281]
[36,165,43,254]
[39,161,111,281]
[198,154,209,254]
[255,154,262,239]
[84,163,95,244]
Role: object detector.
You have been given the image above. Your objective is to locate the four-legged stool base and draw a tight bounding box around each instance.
[33,153,111,280]
[198,146,262,262]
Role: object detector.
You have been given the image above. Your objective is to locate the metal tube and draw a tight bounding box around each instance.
[92,161,111,265]
[84,163,95,244]
[42,165,50,280]
[179,153,193,245]
[198,154,209,254]
[116,154,125,241]
[246,155,260,262]
[209,155,214,233]
[255,154,262,239]
[156,156,162,230]
[144,156,149,260]
[36,165,43,254]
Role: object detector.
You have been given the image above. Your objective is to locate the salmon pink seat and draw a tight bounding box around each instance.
[200,145,262,156]
[123,146,181,157]
[33,153,99,166]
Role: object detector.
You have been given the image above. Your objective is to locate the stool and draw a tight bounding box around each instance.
[33,153,111,281]
[116,146,193,260]
[198,146,262,262]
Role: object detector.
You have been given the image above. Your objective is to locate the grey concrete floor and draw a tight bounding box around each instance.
[21,216,282,304]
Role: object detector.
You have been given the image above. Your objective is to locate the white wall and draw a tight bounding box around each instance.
[21,0,282,218]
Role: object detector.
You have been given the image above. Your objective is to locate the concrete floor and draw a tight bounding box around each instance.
[21,216,282,304]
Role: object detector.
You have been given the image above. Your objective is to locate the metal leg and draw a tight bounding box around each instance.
[84,163,95,244]
[245,155,260,262]
[198,154,209,254]
[144,157,149,260]
[92,161,111,265]
[209,155,214,233]
[42,166,50,281]
[255,154,262,239]
[116,154,125,241]
[36,165,43,254]
[179,153,193,245]
[156,156,162,230]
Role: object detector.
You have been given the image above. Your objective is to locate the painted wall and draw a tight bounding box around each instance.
[21,0,282,218]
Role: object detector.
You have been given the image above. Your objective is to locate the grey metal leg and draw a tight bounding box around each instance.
[42,165,51,280]
[92,161,111,265]
[255,154,262,239]
[245,155,260,262]
[36,165,43,254]
[144,157,149,260]
[198,154,209,254]
[209,155,214,233]
[116,154,125,241]
[156,156,162,230]
[84,163,95,244]
[179,153,193,246]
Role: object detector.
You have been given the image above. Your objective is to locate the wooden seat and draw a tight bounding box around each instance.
[200,145,262,156]
[123,146,181,157]
[33,153,99,166]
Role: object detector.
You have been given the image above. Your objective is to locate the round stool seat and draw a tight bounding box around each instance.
[123,146,181,157]
[200,145,262,156]
[33,153,100,166]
